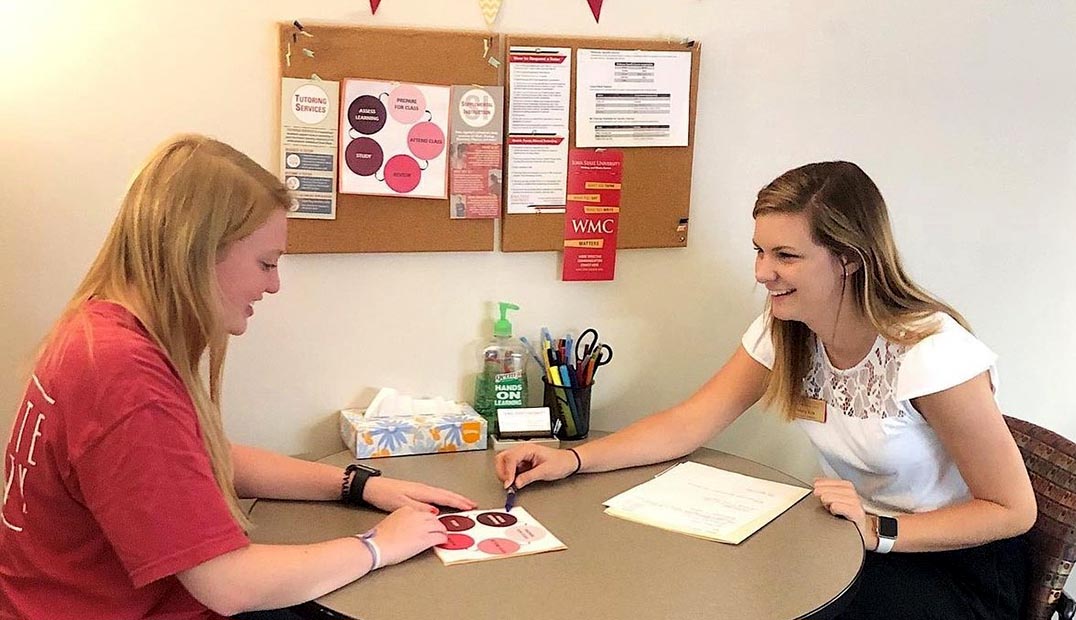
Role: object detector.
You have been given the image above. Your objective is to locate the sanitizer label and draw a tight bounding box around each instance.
[493,371,524,408]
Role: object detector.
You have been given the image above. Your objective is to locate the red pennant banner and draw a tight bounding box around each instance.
[370,0,382,14]
[587,0,603,23]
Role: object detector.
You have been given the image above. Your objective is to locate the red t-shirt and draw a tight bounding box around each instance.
[1,301,250,620]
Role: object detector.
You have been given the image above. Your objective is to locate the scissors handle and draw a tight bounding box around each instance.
[575,328,600,364]
[582,343,613,385]
[592,343,613,366]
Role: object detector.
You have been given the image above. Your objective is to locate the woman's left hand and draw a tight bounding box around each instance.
[813,477,876,550]
[362,477,477,513]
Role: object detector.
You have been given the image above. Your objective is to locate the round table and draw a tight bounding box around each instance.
[249,440,863,620]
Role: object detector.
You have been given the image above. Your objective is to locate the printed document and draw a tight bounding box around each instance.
[603,461,810,544]
[506,46,572,214]
[576,49,692,147]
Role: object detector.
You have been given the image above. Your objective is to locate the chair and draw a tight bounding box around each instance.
[1005,415,1076,620]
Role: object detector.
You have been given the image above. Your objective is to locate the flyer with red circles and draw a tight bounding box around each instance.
[339,79,449,199]
[432,507,566,566]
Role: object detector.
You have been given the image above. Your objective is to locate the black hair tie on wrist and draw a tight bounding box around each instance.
[567,448,583,476]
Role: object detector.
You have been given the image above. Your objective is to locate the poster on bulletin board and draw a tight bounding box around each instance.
[562,149,622,281]
[280,77,340,219]
[339,79,450,199]
[448,85,504,219]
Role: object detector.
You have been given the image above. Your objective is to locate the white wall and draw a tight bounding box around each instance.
[3,1,1075,486]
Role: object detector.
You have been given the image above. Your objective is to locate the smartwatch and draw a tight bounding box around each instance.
[342,463,382,506]
[874,515,898,553]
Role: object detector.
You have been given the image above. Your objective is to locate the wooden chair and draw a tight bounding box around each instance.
[1006,416,1076,620]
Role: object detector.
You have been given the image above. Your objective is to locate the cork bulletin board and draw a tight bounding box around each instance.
[277,24,700,254]
[279,24,501,253]
[500,35,701,252]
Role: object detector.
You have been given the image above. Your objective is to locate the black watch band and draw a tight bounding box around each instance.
[342,463,382,506]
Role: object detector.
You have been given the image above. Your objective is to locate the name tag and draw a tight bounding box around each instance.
[793,398,827,423]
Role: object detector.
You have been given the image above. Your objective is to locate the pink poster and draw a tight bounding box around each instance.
[339,79,449,199]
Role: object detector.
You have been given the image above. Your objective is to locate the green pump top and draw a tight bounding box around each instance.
[493,302,520,338]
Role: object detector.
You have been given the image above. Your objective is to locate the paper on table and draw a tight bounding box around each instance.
[433,507,566,566]
[603,461,810,544]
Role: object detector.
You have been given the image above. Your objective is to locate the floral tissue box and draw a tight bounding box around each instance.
[339,406,488,459]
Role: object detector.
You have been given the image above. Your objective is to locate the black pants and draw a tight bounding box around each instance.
[836,535,1029,620]
[234,602,350,619]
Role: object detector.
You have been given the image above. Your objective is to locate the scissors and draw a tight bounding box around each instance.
[574,328,613,385]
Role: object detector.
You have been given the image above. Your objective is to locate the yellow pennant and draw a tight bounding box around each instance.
[478,0,503,27]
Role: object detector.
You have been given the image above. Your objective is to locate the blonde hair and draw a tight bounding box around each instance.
[752,161,969,421]
[43,134,290,529]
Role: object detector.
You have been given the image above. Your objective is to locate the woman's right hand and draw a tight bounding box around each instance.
[370,506,448,568]
[495,445,579,489]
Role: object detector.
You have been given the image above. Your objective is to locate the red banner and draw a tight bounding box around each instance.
[587,0,603,23]
[562,149,622,282]
[370,0,382,14]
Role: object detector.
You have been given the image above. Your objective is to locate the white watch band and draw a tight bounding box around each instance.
[875,534,896,554]
[873,515,897,554]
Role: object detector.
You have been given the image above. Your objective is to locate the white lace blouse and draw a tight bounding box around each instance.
[741,312,998,515]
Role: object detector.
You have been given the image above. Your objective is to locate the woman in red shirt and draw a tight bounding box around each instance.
[1,134,475,620]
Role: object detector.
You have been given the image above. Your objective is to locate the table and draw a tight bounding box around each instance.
[249,440,863,620]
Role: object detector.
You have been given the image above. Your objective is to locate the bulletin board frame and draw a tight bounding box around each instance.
[500,35,701,252]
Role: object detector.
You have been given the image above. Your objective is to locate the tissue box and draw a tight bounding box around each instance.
[339,405,488,459]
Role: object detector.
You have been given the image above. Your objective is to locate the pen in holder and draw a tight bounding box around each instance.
[542,378,591,440]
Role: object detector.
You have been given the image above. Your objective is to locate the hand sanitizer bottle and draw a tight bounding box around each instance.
[473,302,528,435]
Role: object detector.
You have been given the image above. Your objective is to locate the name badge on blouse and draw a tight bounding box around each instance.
[793,398,828,423]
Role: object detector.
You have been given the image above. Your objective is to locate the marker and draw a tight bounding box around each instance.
[559,364,580,427]
[504,483,518,512]
[546,361,572,431]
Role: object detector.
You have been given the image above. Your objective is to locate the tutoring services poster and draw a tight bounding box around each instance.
[280,77,340,219]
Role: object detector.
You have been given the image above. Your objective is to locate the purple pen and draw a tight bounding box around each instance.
[504,483,518,512]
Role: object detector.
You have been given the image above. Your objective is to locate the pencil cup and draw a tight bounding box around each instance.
[542,379,592,441]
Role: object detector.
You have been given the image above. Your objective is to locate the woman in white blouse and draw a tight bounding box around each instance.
[496,161,1036,619]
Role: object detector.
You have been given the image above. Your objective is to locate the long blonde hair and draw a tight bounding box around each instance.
[752,161,969,421]
[43,134,290,528]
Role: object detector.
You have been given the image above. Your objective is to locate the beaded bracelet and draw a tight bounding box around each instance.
[340,466,356,502]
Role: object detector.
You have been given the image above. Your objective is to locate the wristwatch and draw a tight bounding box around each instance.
[342,463,382,506]
[874,515,898,553]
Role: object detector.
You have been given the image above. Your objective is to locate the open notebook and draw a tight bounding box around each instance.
[603,461,810,544]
